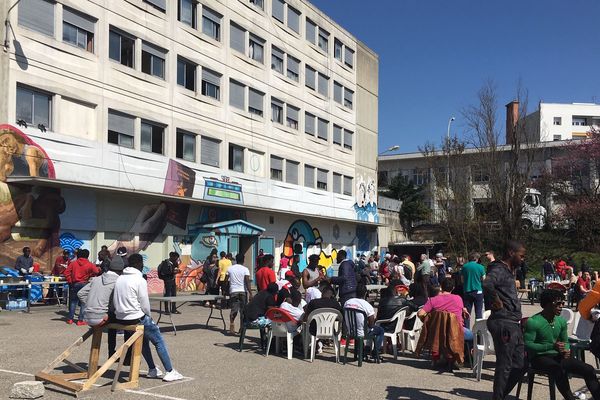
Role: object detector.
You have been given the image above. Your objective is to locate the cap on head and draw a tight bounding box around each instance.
[116,246,128,256]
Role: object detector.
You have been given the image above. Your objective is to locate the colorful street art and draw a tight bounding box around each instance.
[59,232,84,255]
[282,219,343,272]
[203,176,244,205]
[354,175,379,223]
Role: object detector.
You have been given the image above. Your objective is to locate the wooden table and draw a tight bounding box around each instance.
[149,294,225,335]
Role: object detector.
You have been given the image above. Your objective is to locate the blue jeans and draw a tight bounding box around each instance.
[463,327,473,341]
[368,325,385,355]
[68,283,86,321]
[125,315,173,372]
[463,291,484,328]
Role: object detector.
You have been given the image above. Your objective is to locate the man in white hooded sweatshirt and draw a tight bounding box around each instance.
[113,253,183,382]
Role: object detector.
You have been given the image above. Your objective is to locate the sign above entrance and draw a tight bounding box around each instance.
[203,176,244,205]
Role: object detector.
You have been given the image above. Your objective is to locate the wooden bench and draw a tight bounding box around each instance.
[35,323,144,396]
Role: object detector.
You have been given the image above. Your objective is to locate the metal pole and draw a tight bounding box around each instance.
[446,117,455,189]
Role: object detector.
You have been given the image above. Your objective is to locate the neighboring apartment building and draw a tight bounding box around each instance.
[0,0,379,290]
[523,102,600,142]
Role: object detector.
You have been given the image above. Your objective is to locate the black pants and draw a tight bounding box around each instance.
[487,318,526,400]
[163,279,177,313]
[531,355,600,400]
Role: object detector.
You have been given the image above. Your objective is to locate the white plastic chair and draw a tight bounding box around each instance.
[265,308,298,360]
[560,308,575,333]
[305,308,343,363]
[472,318,494,381]
[375,308,407,360]
[400,311,423,355]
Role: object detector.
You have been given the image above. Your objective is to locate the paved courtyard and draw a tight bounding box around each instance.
[0,302,593,400]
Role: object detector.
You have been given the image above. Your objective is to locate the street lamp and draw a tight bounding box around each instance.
[378,145,400,156]
[446,117,455,189]
[3,0,23,53]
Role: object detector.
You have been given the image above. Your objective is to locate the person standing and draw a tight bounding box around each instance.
[328,250,357,306]
[113,253,183,382]
[482,241,527,400]
[226,253,252,335]
[302,254,322,290]
[461,252,486,328]
[15,247,34,275]
[64,249,100,325]
[217,251,232,296]
[256,254,276,292]
[203,253,220,296]
[158,252,181,315]
[52,250,70,276]
[524,289,600,400]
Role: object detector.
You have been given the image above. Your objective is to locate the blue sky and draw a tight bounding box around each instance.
[310,0,600,153]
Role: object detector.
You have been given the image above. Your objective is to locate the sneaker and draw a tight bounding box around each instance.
[162,369,184,382]
[147,367,164,379]
[317,341,324,354]
[76,321,87,326]
[66,319,74,325]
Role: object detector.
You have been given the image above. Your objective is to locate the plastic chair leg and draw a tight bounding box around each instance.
[265,330,273,357]
[527,370,534,400]
[333,334,340,364]
[391,334,398,360]
[357,339,364,367]
[310,336,316,363]
[286,334,293,360]
[343,337,348,365]
[549,376,556,400]
[238,327,246,352]
[275,335,280,355]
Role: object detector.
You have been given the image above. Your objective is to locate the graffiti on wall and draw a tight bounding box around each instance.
[59,232,84,255]
[354,175,379,223]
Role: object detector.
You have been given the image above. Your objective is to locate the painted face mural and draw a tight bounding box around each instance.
[354,175,379,223]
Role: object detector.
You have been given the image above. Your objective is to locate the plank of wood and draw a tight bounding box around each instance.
[41,329,93,373]
[87,329,103,378]
[35,372,83,392]
[127,328,144,388]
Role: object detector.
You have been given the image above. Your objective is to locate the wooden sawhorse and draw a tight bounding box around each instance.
[35,323,144,396]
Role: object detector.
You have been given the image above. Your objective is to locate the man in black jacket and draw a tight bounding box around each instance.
[377,285,419,333]
[482,241,527,400]
[328,250,357,306]
[158,252,180,315]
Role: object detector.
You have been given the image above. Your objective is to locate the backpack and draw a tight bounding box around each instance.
[157,260,170,280]
[403,263,413,281]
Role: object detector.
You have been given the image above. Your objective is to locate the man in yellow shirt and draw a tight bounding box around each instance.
[218,251,232,296]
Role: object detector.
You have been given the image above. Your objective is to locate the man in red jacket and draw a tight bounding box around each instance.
[255,254,276,292]
[65,249,100,325]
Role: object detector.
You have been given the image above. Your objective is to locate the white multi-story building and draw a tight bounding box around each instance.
[523,102,600,142]
[0,0,378,291]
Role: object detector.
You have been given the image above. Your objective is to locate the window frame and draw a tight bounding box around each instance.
[202,7,221,41]
[109,28,135,68]
[229,144,245,172]
[140,120,165,155]
[177,56,197,91]
[176,129,196,162]
[15,84,52,129]
[178,0,197,28]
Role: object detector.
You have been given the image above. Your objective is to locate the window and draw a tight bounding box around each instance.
[344,88,354,109]
[16,85,51,129]
[177,57,196,91]
[178,0,197,28]
[229,80,245,110]
[305,19,316,44]
[287,6,300,33]
[248,34,264,63]
[333,173,342,194]
[333,125,342,145]
[343,129,353,150]
[201,69,221,100]
[553,117,562,126]
[412,169,428,186]
[271,98,283,124]
[286,105,299,130]
[593,118,600,127]
[272,0,284,22]
[344,47,354,68]
[286,55,299,81]
[317,169,328,190]
[141,42,166,79]
[249,0,264,10]
[271,46,284,74]
[305,113,315,135]
[230,23,245,53]
[553,134,562,141]
[229,144,244,172]
[334,39,343,61]
[109,29,135,67]
[270,155,283,181]
[202,7,221,41]
[572,117,587,126]
[471,165,490,183]
[141,121,164,154]
[201,136,220,167]
[144,0,166,11]
[107,110,134,148]
[176,129,196,161]
[305,66,316,90]
[318,28,329,52]
[18,0,55,37]
[62,8,95,52]
[317,118,328,141]
[343,176,353,196]
[286,160,298,184]
[333,81,343,104]
[248,89,264,116]
[304,165,315,188]
[317,73,329,97]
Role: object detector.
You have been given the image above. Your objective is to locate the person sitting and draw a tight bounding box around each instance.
[377,285,419,333]
[15,247,34,275]
[524,289,600,400]
[113,253,183,382]
[243,283,278,328]
[276,276,300,307]
[344,286,385,362]
[280,289,305,334]
[77,257,124,357]
[577,271,592,300]
[304,285,343,336]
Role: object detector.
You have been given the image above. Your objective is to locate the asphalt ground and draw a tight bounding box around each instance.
[0,301,595,400]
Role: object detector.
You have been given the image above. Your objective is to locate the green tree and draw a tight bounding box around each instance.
[384,175,431,239]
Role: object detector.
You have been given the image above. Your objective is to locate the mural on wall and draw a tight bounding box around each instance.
[162,160,195,230]
[354,175,379,223]
[203,176,244,205]
[59,232,84,255]
[0,124,63,268]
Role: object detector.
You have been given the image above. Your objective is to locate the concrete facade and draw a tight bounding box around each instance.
[0,0,378,291]
[524,102,600,142]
